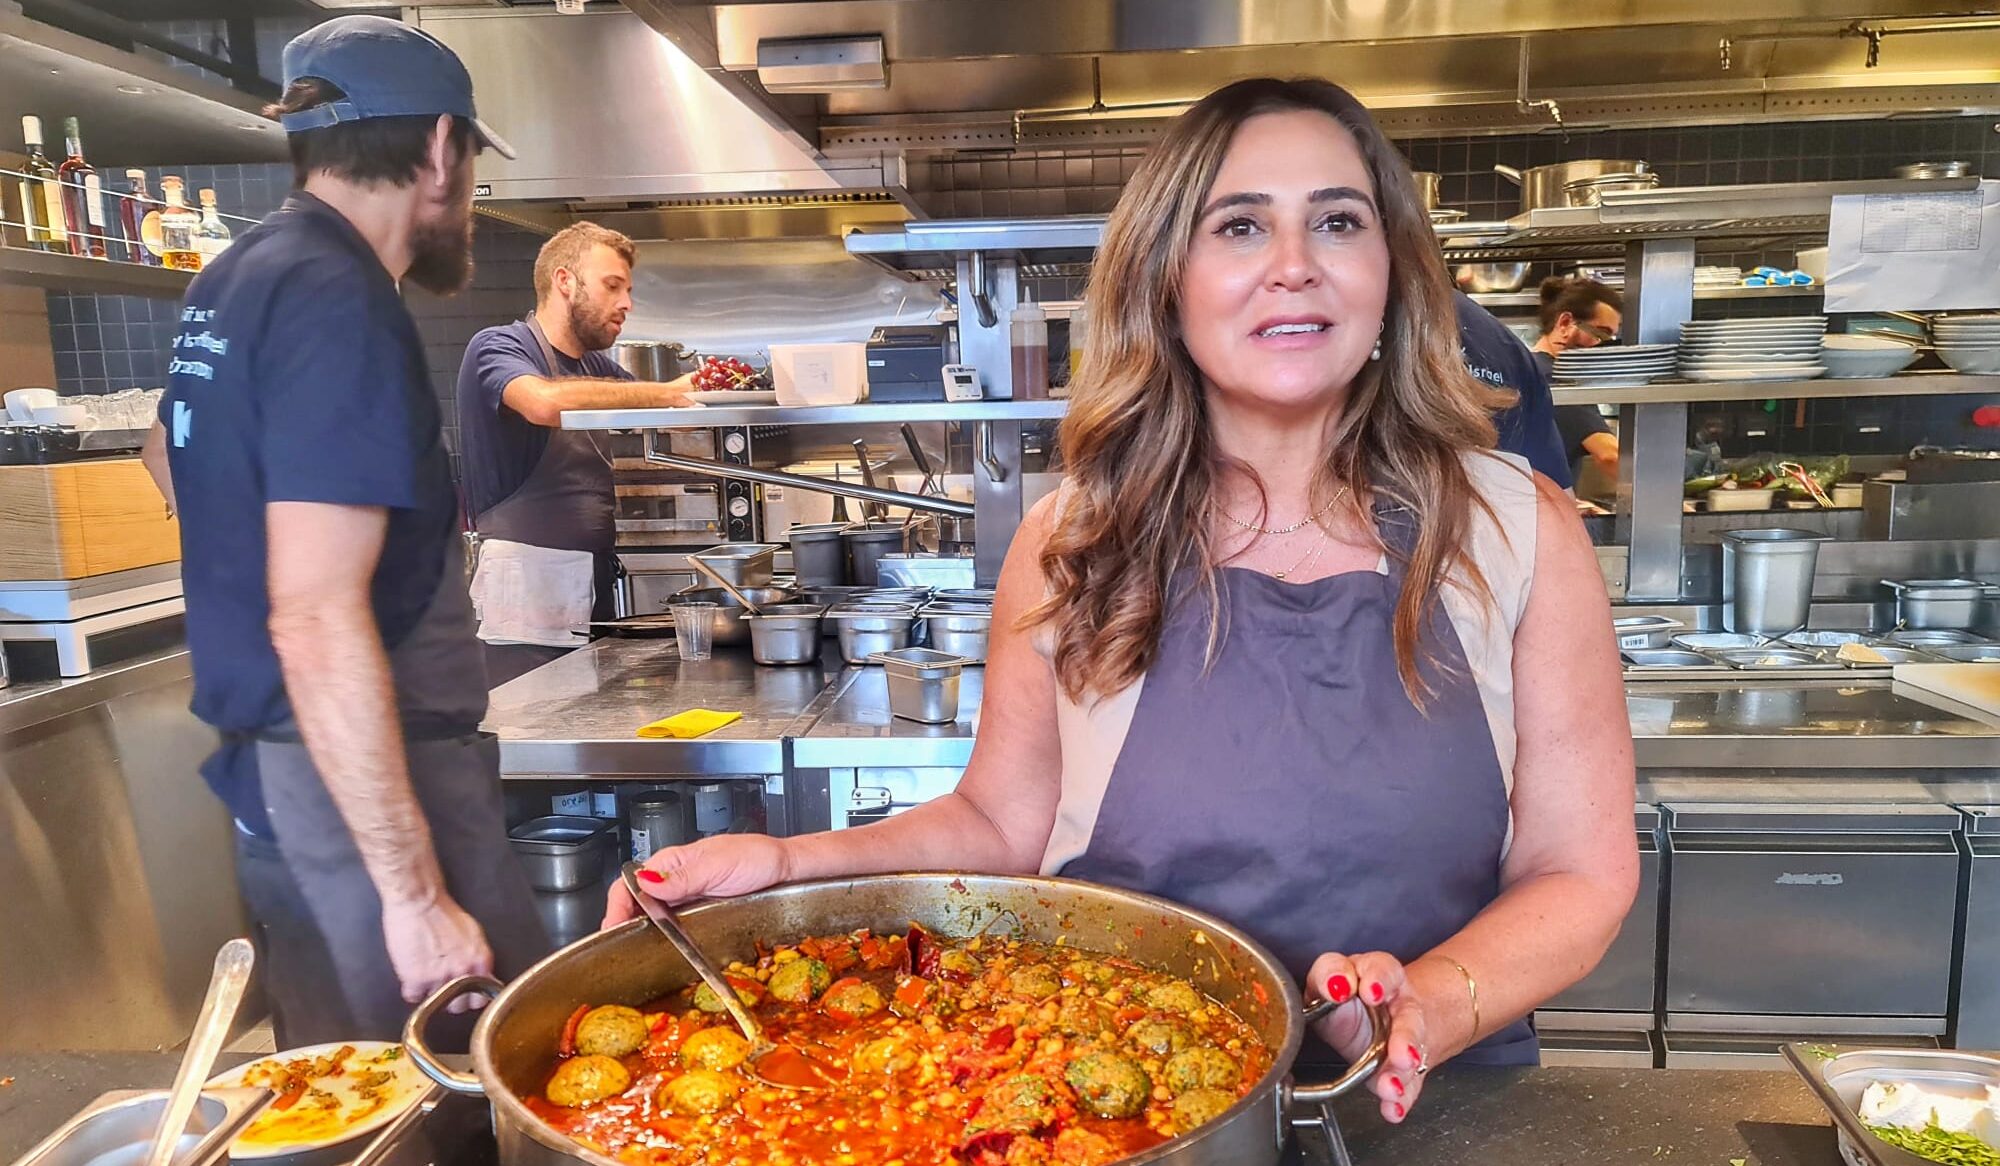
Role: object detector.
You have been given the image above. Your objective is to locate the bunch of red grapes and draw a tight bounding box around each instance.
[690,355,760,391]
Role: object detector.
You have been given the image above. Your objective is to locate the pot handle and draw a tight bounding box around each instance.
[1283,997,1390,1106]
[1494,164,1523,184]
[346,1081,448,1166]
[403,974,502,1096]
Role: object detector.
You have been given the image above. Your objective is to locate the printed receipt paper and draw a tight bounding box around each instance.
[1824,179,2000,312]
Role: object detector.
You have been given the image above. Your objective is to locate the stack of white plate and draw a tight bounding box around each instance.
[1695,265,1745,290]
[1932,314,2000,374]
[1677,316,1827,382]
[1550,343,1679,387]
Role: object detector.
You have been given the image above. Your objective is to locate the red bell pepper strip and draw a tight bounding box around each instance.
[557,1004,590,1057]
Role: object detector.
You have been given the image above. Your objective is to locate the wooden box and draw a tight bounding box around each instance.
[0,458,180,580]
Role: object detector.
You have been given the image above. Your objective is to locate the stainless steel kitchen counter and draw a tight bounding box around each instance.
[489,638,2000,777]
[0,648,192,735]
[485,638,834,775]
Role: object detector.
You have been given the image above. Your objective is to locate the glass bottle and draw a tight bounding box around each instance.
[120,170,158,266]
[56,117,105,260]
[18,115,62,250]
[158,177,201,272]
[193,188,232,262]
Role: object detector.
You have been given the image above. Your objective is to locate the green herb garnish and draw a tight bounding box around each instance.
[1866,1120,2000,1166]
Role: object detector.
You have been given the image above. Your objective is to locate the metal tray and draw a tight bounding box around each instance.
[1621,648,1716,668]
[1784,1044,2000,1166]
[1710,648,1847,671]
[1614,615,1685,651]
[1883,629,1992,647]
[1783,630,1876,648]
[1673,632,1769,651]
[1924,644,2000,662]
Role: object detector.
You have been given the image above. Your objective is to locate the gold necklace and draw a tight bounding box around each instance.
[1222,485,1350,536]
[1270,524,1332,581]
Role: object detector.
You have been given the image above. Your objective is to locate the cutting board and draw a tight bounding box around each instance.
[0,458,179,580]
[1894,662,2000,719]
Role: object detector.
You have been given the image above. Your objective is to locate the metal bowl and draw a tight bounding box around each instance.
[669,585,800,646]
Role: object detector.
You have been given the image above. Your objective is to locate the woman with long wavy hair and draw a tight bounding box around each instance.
[614,77,1637,1121]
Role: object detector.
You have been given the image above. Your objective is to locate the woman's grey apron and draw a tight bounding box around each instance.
[254,533,550,1044]
[1058,511,1537,1065]
[472,316,616,554]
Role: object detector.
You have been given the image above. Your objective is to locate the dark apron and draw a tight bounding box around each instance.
[1058,511,1538,1066]
[252,534,550,1043]
[474,318,620,685]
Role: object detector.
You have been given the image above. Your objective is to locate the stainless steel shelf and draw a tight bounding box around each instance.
[0,246,192,298]
[1470,284,1821,309]
[1551,372,2000,406]
[562,399,1070,430]
[846,216,1105,272]
[0,8,284,167]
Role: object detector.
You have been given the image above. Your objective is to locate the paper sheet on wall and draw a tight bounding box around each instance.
[1823,180,2000,312]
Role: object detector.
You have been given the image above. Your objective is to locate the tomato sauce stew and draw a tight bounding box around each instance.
[526,925,1273,1166]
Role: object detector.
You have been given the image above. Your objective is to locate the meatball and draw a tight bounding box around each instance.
[678,1025,751,1072]
[572,1005,648,1058]
[937,948,983,978]
[1064,1052,1152,1119]
[1127,1019,1193,1056]
[1051,1128,1119,1166]
[823,978,886,1020]
[656,1068,741,1116]
[1055,995,1114,1039]
[1007,963,1064,1001]
[1144,980,1205,1016]
[544,1055,631,1108]
[692,978,760,1014]
[852,1035,918,1076]
[1163,1047,1239,1094]
[1171,1087,1236,1132]
[970,1074,1061,1135]
[767,956,832,1003]
[1062,960,1116,989]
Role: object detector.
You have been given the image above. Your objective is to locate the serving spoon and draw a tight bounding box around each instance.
[617,864,836,1091]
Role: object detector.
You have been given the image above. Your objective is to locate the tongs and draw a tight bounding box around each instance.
[1775,461,1834,508]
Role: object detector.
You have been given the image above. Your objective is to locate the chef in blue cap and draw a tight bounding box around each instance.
[150,15,548,1044]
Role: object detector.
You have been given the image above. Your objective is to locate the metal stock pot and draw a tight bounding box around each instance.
[405,873,1384,1166]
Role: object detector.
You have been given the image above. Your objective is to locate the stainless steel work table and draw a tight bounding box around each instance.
[790,663,984,769]
[1626,680,2000,770]
[485,639,832,776]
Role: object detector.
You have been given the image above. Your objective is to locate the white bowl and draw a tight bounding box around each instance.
[1822,334,1916,352]
[4,387,58,423]
[1821,346,1920,379]
[1937,346,2000,374]
[29,403,88,427]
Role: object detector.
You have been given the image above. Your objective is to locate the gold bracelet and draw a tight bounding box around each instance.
[1439,956,1479,1039]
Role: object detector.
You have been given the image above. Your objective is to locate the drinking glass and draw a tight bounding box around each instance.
[667,601,718,661]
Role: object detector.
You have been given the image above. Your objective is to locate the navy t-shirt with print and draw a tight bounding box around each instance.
[1455,292,1574,489]
[160,193,461,834]
[455,321,630,521]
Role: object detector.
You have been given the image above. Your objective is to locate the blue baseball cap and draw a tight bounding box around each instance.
[279,15,515,160]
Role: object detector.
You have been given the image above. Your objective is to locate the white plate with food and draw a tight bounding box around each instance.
[207,1042,432,1158]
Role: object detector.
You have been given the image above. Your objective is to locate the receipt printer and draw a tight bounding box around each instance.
[865,326,951,402]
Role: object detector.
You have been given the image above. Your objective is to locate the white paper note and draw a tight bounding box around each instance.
[1824,180,2000,312]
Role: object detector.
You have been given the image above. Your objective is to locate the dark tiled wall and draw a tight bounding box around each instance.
[405,222,545,475]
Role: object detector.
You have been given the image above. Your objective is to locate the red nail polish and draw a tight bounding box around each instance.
[636,869,664,884]
[1389,1075,1405,1097]
[1393,1102,1406,1121]
[1408,1044,1422,1064]
[1370,982,1384,1003]
[1326,975,1352,1003]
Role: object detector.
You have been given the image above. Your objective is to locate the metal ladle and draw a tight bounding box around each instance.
[617,865,835,1091]
[142,938,256,1166]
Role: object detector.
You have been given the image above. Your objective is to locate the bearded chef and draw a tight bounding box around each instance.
[456,221,693,686]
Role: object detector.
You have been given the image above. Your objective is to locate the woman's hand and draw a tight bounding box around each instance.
[601,834,793,928]
[1304,951,1442,1125]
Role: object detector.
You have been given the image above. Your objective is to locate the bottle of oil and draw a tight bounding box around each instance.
[158,176,201,272]
[193,188,232,262]
[18,116,62,250]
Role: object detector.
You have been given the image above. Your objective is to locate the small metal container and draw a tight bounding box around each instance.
[1672,632,1768,651]
[1781,630,1875,649]
[508,815,614,892]
[827,604,917,663]
[877,552,978,590]
[1622,649,1718,668]
[670,585,799,646]
[919,603,993,663]
[745,603,826,665]
[1785,1045,2000,1166]
[1882,578,1997,630]
[693,542,780,587]
[1613,615,1685,651]
[862,587,933,603]
[936,588,996,605]
[13,1089,272,1166]
[1722,528,1831,636]
[1925,643,2000,662]
[1710,648,1844,671]
[870,647,969,723]
[785,524,853,588]
[1835,644,1935,664]
[1883,628,1990,647]
[842,522,908,588]
[628,789,694,862]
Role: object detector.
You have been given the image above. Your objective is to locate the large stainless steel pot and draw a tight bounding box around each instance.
[1410,170,1442,210]
[404,874,1384,1166]
[1496,159,1654,212]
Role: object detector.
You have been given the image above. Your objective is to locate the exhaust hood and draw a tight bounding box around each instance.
[411,7,908,217]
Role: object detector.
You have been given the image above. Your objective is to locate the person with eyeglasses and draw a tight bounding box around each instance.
[1532,277,1624,486]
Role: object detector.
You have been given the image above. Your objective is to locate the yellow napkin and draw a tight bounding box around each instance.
[636,708,743,739]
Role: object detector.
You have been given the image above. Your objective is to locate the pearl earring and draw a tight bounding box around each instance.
[1369,339,1383,362]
